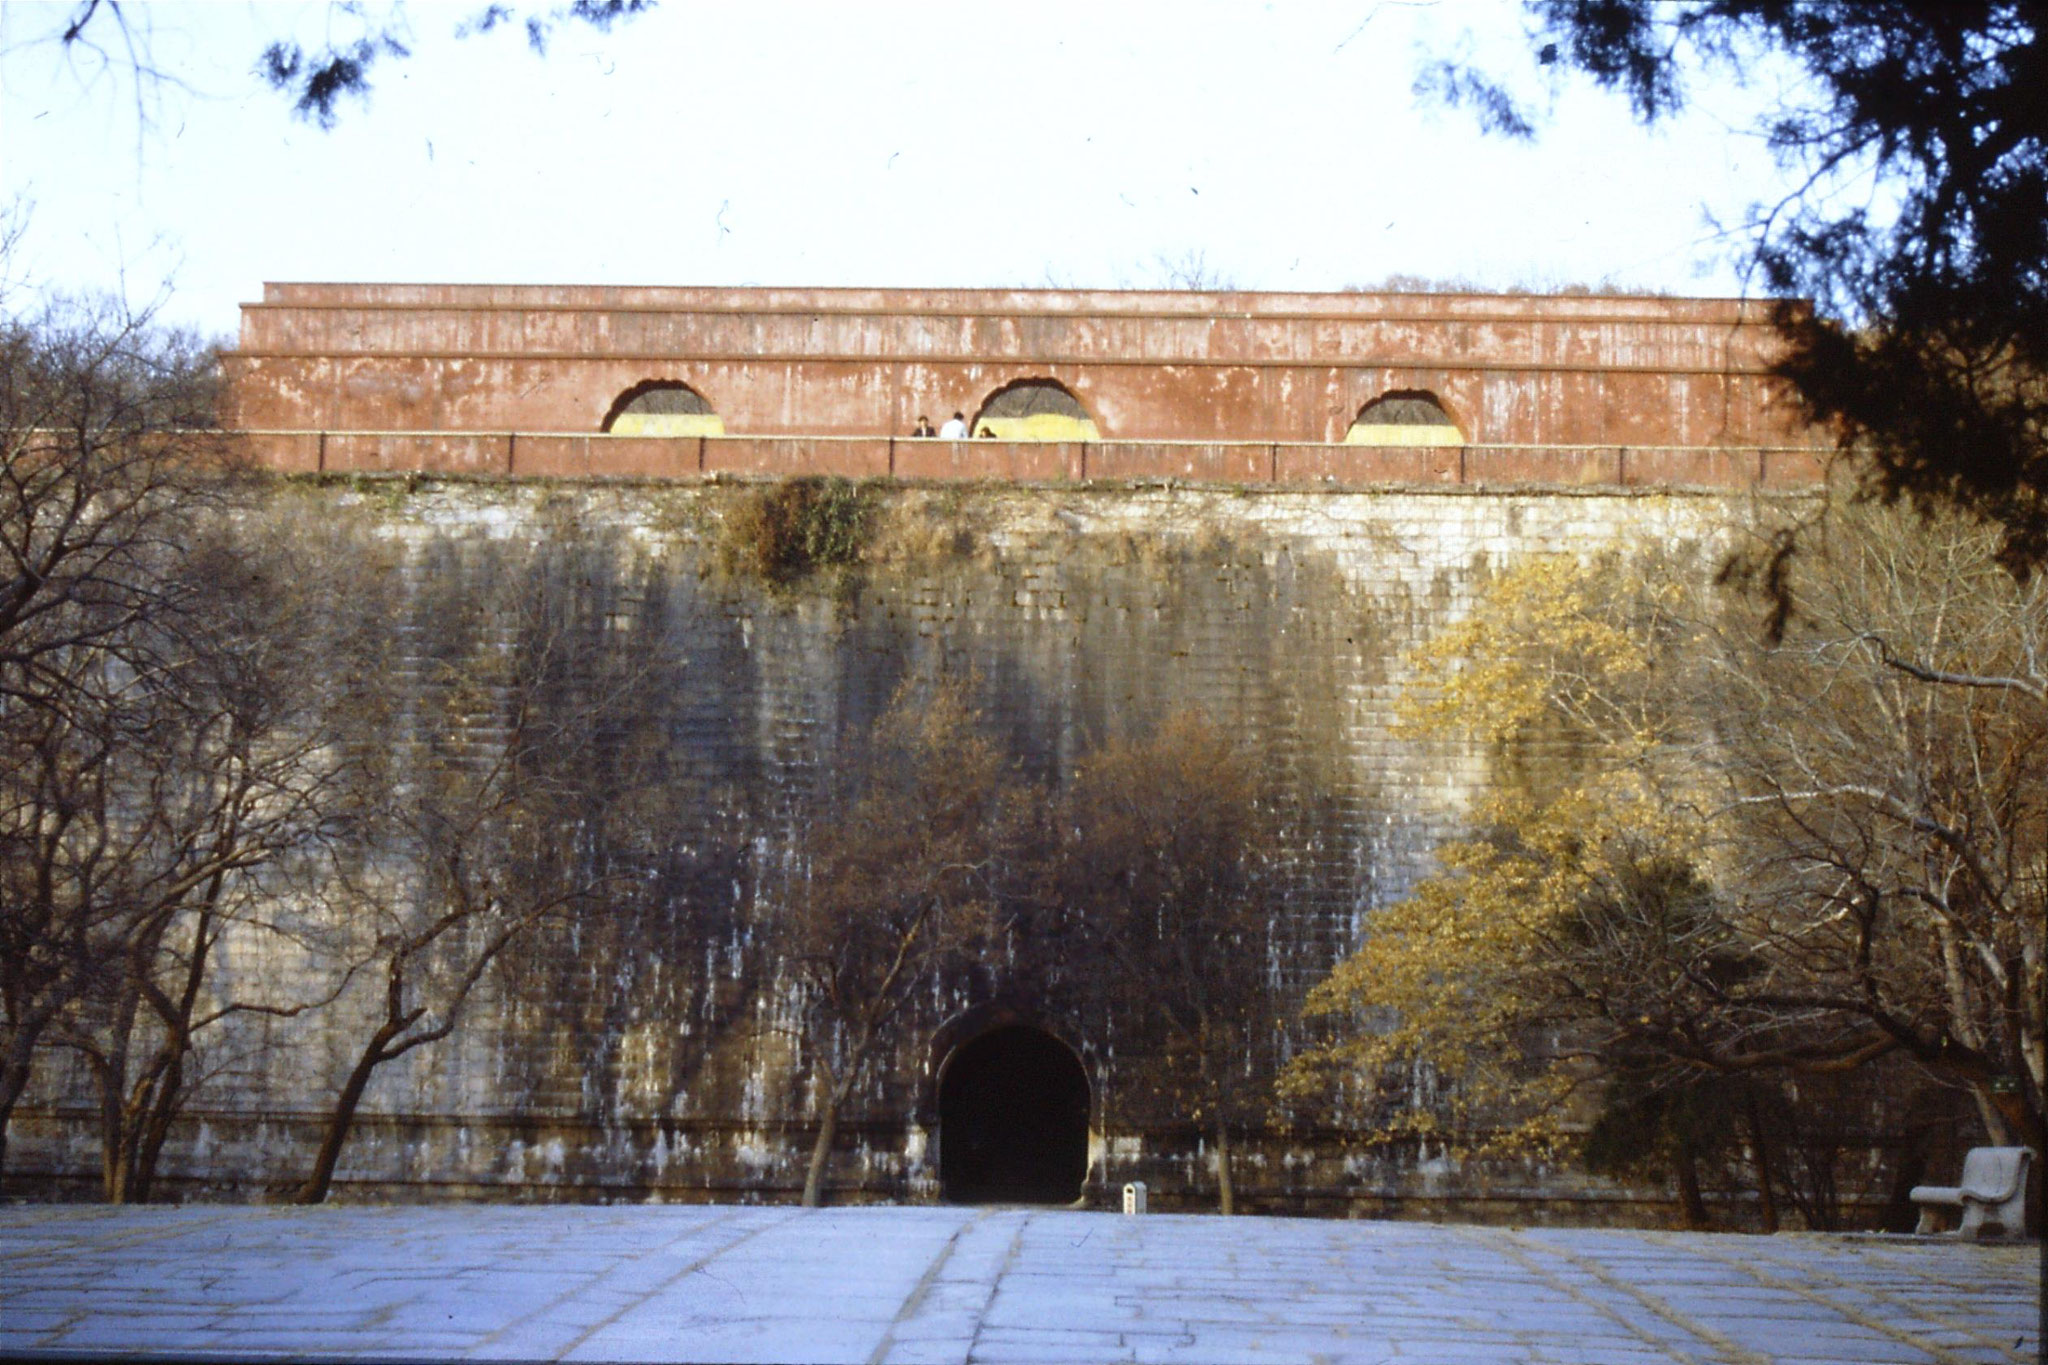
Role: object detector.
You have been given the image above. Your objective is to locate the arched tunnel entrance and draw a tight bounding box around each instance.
[938,1025,1090,1204]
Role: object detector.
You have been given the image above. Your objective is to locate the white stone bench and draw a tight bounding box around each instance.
[1909,1146,2034,1238]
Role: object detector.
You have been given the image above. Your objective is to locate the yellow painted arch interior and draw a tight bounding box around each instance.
[1343,422,1465,446]
[609,412,726,437]
[974,413,1101,442]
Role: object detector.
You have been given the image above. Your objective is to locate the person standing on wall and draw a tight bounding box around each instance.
[939,411,968,439]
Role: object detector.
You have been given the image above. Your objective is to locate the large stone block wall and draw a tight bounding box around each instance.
[14,478,1869,1222]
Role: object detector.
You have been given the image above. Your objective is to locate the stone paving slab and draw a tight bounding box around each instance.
[0,1205,2035,1364]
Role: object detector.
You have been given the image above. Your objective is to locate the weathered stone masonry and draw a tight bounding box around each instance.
[10,286,1858,1216]
[14,480,1791,1217]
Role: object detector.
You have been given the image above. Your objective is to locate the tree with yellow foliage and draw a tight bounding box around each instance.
[1289,505,2045,1224]
[1287,556,1728,1151]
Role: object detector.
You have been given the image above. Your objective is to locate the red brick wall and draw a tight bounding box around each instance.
[224,286,1823,455]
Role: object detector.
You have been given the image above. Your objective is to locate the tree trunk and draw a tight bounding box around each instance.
[1970,1081,2014,1146]
[1214,1117,1235,1217]
[130,1051,188,1204]
[0,1042,39,1187]
[803,1094,840,1208]
[1675,1135,1708,1230]
[1747,1099,1779,1234]
[294,1032,395,1205]
[99,1087,127,1203]
[131,901,215,1203]
[94,979,149,1203]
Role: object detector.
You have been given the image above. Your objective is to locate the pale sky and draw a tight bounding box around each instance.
[0,1,1812,338]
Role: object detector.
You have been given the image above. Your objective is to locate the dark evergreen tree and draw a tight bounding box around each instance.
[1434,2,2046,574]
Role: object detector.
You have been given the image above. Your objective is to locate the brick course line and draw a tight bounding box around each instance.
[224,349,1790,378]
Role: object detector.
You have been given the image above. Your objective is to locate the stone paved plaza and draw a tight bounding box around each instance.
[0,1204,2037,1364]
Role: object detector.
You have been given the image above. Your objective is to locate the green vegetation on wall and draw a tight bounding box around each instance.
[719,476,880,590]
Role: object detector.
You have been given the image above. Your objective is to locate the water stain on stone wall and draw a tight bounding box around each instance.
[12,479,1760,1216]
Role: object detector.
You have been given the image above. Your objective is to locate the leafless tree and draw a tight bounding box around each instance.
[57,518,368,1202]
[774,677,1036,1207]
[0,293,225,702]
[1151,250,1237,292]
[26,1,653,132]
[0,291,263,1185]
[1695,505,2046,1152]
[1059,712,1297,1215]
[291,551,638,1204]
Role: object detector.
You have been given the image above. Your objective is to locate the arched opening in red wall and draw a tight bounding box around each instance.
[602,381,723,436]
[1345,390,1464,445]
[938,1024,1090,1203]
[971,379,1100,441]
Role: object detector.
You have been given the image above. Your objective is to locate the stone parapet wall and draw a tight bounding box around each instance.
[229,432,1829,489]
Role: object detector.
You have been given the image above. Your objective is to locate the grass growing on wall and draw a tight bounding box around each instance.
[720,476,880,590]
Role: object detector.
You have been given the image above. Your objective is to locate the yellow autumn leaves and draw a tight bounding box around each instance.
[1285,550,1720,1155]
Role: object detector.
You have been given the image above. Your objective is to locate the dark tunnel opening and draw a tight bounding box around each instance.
[938,1025,1090,1204]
